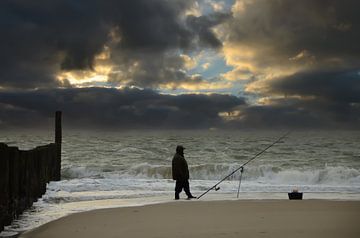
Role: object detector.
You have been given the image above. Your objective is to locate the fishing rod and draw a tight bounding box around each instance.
[197,131,290,199]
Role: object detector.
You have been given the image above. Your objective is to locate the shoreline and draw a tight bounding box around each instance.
[2,193,360,237]
[19,199,360,238]
[2,192,360,236]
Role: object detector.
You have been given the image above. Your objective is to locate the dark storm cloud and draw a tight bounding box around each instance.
[0,0,227,89]
[241,68,360,128]
[1,0,359,129]
[270,69,360,103]
[226,0,360,67]
[0,87,245,129]
[103,1,227,51]
[108,10,230,88]
[225,68,360,129]
[229,97,360,129]
[186,12,230,48]
[219,0,360,129]
[0,0,109,88]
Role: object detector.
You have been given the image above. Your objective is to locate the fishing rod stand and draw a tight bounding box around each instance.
[211,166,245,198]
[236,166,244,198]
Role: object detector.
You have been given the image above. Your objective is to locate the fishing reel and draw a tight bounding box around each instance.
[214,186,220,191]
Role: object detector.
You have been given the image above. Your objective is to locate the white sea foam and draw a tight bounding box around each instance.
[60,163,360,186]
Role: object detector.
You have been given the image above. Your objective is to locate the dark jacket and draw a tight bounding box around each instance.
[172,153,189,181]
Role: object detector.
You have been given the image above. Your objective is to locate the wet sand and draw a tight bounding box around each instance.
[20,200,360,238]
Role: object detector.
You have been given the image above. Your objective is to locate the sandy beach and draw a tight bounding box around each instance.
[20,200,360,238]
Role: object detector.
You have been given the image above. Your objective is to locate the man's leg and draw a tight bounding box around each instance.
[175,180,183,200]
[183,180,196,198]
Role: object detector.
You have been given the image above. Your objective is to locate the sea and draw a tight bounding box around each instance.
[1,130,360,235]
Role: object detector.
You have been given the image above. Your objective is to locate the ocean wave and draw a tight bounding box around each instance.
[125,163,360,185]
[244,165,360,185]
[61,163,360,186]
[62,167,105,179]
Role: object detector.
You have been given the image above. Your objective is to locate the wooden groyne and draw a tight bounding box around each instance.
[0,111,62,233]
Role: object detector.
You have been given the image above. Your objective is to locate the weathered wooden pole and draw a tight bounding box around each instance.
[0,143,9,232]
[55,111,62,181]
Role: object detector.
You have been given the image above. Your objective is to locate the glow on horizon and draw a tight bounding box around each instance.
[57,66,112,87]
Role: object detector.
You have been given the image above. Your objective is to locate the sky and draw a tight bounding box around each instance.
[0,0,359,130]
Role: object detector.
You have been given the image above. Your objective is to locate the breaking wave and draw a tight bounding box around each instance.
[61,163,360,186]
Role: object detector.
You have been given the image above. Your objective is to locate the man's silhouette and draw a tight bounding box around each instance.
[172,145,196,200]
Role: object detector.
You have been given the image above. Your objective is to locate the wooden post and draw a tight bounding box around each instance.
[0,143,9,231]
[55,111,62,181]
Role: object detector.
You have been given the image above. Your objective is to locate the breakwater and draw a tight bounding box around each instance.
[0,111,61,233]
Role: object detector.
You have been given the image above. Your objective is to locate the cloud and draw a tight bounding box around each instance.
[220,68,360,129]
[227,97,360,129]
[0,87,245,129]
[108,11,230,89]
[268,69,360,103]
[210,1,225,12]
[0,0,228,90]
[0,0,110,88]
[1,84,358,130]
[212,0,360,129]
[222,0,360,82]
[1,0,359,129]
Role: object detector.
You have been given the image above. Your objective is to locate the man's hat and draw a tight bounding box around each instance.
[176,145,185,151]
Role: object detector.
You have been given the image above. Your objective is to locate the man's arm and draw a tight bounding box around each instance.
[182,158,189,180]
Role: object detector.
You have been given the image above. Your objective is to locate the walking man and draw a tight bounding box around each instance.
[172,145,196,200]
